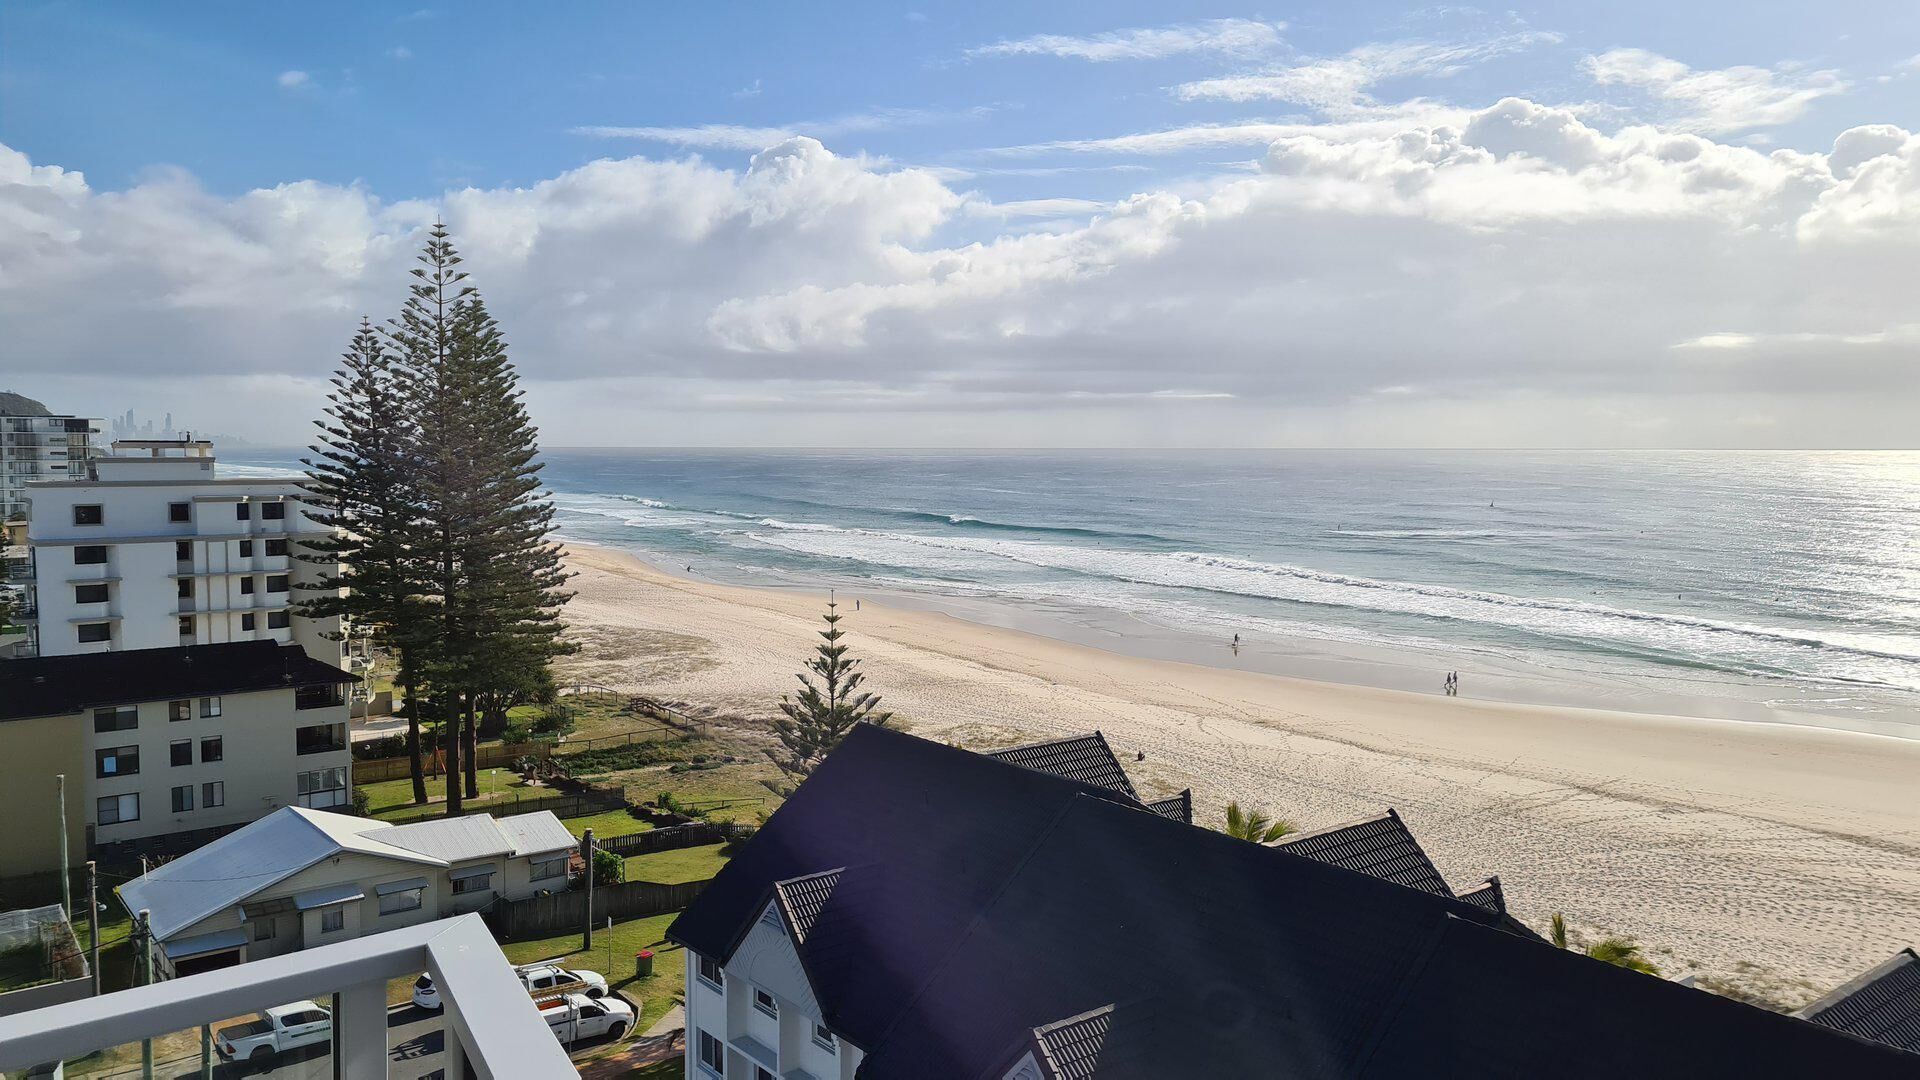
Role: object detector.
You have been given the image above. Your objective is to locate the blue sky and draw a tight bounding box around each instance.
[4,2,1920,446]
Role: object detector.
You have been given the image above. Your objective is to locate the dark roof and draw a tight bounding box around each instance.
[1268,807,1453,898]
[677,727,1918,1080]
[1143,789,1191,825]
[0,642,357,722]
[1456,874,1507,914]
[1797,949,1920,1054]
[985,732,1138,798]
[775,868,842,943]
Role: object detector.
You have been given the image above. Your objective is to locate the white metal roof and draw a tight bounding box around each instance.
[496,812,578,857]
[380,815,516,862]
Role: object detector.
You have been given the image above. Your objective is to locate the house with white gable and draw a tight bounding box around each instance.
[117,805,577,977]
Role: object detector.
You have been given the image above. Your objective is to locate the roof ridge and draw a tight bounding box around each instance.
[1266,808,1398,848]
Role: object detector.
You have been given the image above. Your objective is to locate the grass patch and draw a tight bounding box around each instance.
[358,767,546,821]
[560,736,708,773]
[565,810,655,841]
[624,842,731,885]
[502,911,686,1036]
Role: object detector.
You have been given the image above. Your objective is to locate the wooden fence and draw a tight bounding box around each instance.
[483,878,710,941]
[597,821,754,858]
[353,740,553,784]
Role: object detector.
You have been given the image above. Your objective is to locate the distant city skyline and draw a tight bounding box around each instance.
[4,2,1920,447]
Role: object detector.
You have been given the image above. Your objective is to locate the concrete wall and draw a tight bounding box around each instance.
[685,918,863,1080]
[0,714,88,876]
[85,687,352,848]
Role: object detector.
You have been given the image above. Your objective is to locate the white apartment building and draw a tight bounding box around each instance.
[0,640,356,870]
[1,409,101,527]
[22,437,341,663]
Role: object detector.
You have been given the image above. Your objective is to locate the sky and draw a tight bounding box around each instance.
[3,1,1920,448]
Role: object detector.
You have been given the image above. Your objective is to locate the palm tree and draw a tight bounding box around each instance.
[1223,801,1296,842]
[1550,912,1660,975]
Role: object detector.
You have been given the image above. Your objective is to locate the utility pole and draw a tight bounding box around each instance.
[56,775,70,922]
[86,861,99,996]
[582,829,595,950]
[136,909,154,1080]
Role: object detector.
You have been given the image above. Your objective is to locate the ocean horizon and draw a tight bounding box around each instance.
[229,447,1920,738]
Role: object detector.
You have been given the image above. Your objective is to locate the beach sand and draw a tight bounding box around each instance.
[560,544,1920,1006]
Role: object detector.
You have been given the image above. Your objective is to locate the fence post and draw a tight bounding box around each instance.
[582,829,596,951]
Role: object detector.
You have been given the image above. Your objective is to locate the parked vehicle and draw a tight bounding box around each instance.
[411,972,441,1011]
[215,1001,332,1068]
[517,961,608,999]
[540,992,634,1046]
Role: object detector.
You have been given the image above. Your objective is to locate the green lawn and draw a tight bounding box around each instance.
[564,809,656,841]
[502,911,686,1036]
[624,842,731,885]
[358,767,542,821]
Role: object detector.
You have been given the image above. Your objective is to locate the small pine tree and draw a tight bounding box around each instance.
[769,598,892,790]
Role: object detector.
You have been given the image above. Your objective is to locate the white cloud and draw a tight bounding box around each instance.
[733,79,762,99]
[1583,48,1847,134]
[386,46,413,61]
[576,106,992,150]
[7,100,1920,447]
[968,18,1284,63]
[276,70,311,90]
[1172,32,1562,115]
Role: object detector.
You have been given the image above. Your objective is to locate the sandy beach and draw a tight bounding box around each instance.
[560,543,1920,1006]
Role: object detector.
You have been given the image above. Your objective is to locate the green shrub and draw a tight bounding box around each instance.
[591,848,624,886]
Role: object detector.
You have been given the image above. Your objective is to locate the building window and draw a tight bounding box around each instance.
[77,622,112,644]
[74,583,108,604]
[72,545,108,565]
[267,609,291,630]
[169,699,191,722]
[201,736,224,763]
[696,955,724,990]
[241,613,256,631]
[240,576,256,594]
[171,785,194,813]
[265,538,289,556]
[178,616,194,637]
[175,541,192,562]
[451,871,494,895]
[813,1023,836,1052]
[753,988,778,1019]
[253,917,274,941]
[176,579,193,599]
[296,767,347,809]
[95,745,139,778]
[320,908,344,934]
[755,1067,774,1080]
[200,696,221,718]
[93,706,138,732]
[235,503,251,521]
[96,793,139,825]
[295,722,346,755]
[238,540,253,558]
[169,502,190,523]
[696,1030,724,1074]
[266,575,289,594]
[295,684,343,711]
[202,781,225,808]
[171,740,193,767]
[378,888,424,916]
[530,856,567,882]
[262,502,285,521]
[72,504,102,526]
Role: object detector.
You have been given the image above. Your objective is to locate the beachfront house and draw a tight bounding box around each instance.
[19,436,341,664]
[0,641,355,873]
[669,725,1917,1079]
[115,805,578,977]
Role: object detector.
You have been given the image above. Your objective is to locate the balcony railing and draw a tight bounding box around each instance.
[0,914,576,1079]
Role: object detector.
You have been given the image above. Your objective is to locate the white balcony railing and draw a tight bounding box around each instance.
[0,914,575,1079]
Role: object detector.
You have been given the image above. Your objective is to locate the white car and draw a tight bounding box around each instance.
[541,992,634,1046]
[215,1001,332,1069]
[517,962,608,999]
[411,972,442,1011]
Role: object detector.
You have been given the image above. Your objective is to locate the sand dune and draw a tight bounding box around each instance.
[560,543,1920,1007]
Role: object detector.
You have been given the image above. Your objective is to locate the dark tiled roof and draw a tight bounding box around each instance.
[1,642,356,722]
[775,868,842,944]
[1144,789,1191,824]
[1268,807,1452,898]
[986,732,1138,798]
[1456,874,1507,914]
[1797,949,1920,1054]
[1033,1006,1113,1080]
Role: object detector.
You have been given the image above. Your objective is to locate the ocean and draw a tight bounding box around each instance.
[229,448,1920,736]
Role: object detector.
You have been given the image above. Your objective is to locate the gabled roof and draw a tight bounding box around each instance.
[1456,874,1507,915]
[674,727,1916,1080]
[1,641,357,722]
[774,868,843,943]
[1268,807,1452,898]
[496,812,579,857]
[1142,790,1191,825]
[1796,948,1920,1054]
[1032,1006,1114,1080]
[985,732,1138,799]
[381,815,516,862]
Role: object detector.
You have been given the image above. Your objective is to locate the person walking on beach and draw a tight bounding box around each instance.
[1232,633,1240,647]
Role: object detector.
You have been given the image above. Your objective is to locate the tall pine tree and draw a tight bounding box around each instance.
[298,319,434,804]
[769,597,892,791]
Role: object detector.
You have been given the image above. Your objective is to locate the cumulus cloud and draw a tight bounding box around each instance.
[967,18,1284,63]
[1173,32,1562,115]
[1583,48,1847,134]
[6,100,1920,447]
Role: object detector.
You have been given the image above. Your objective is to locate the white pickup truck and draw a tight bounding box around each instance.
[215,1001,332,1068]
[540,992,634,1046]
[517,961,609,1000]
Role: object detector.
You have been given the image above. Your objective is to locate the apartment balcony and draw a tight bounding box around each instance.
[0,914,576,1079]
